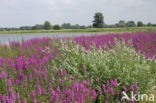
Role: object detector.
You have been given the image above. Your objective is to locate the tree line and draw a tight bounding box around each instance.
[0,12,156,31]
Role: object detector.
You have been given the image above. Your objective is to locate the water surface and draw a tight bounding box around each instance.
[0,33,94,45]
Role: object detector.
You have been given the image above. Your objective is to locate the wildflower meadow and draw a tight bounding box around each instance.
[0,32,156,103]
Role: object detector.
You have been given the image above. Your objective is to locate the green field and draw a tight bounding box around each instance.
[0,26,156,34]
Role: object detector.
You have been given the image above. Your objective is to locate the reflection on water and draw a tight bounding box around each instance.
[0,33,94,45]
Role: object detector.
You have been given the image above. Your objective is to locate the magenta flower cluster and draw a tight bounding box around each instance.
[74,32,156,59]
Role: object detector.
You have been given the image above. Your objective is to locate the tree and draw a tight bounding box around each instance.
[61,23,71,29]
[20,26,32,30]
[53,25,61,30]
[72,24,81,29]
[147,22,152,26]
[44,21,51,30]
[0,28,4,31]
[116,20,126,27]
[126,21,136,27]
[92,12,104,28]
[137,21,143,27]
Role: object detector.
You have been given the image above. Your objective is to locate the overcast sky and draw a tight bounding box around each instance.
[0,0,156,27]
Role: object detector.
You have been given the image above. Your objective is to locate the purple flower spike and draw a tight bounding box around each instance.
[123,86,127,92]
[130,85,134,91]
[107,80,109,86]
[93,89,97,99]
[134,82,138,88]
[22,98,27,103]
[114,79,118,87]
[102,84,106,93]
[37,85,42,96]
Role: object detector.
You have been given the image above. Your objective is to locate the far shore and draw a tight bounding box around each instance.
[0,27,156,34]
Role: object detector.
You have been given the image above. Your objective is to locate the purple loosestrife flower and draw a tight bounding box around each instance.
[102,84,106,93]
[107,80,109,86]
[131,98,135,103]
[111,80,114,87]
[11,92,16,102]
[56,86,61,93]
[105,100,108,103]
[29,74,32,81]
[31,90,35,98]
[64,69,67,77]
[6,94,12,103]
[8,79,12,87]
[42,88,47,95]
[93,89,97,99]
[49,87,54,96]
[16,93,20,102]
[15,79,20,85]
[37,85,42,96]
[123,86,128,92]
[0,74,2,79]
[58,69,63,77]
[134,82,138,89]
[114,79,118,87]
[22,98,27,103]
[135,90,139,94]
[2,70,8,79]
[1,95,6,103]
[109,87,114,95]
[53,70,57,77]
[130,85,134,91]
[9,87,13,92]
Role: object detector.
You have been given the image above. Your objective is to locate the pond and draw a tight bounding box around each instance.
[0,33,95,45]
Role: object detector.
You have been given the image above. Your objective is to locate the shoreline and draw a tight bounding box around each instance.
[0,27,156,34]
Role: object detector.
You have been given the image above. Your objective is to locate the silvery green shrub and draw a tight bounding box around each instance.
[53,40,156,94]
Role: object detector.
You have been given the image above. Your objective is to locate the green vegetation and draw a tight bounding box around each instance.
[137,21,144,27]
[53,25,61,30]
[0,26,156,34]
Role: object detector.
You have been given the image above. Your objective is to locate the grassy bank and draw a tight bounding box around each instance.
[0,26,156,34]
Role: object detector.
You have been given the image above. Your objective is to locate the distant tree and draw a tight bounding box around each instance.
[44,21,51,30]
[32,26,37,30]
[126,21,136,27]
[147,22,152,26]
[53,25,61,30]
[107,25,116,28]
[20,26,32,30]
[72,24,81,29]
[0,28,4,31]
[34,24,44,30]
[92,12,104,28]
[137,21,143,27]
[88,25,92,28]
[152,24,156,26]
[61,23,71,29]
[116,20,126,27]
[80,25,86,29]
